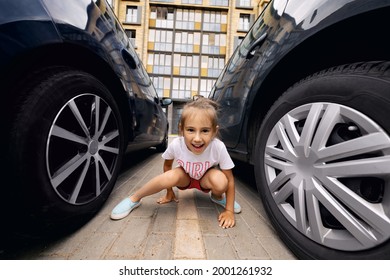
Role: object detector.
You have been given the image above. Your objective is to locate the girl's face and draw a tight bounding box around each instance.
[182,109,217,155]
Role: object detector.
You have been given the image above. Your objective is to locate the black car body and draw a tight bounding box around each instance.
[1,0,170,235]
[210,0,390,259]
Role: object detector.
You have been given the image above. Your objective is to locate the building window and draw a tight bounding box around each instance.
[201,56,224,78]
[176,9,202,30]
[126,6,142,24]
[173,54,200,76]
[182,0,203,4]
[149,29,173,51]
[199,78,216,97]
[152,76,171,98]
[147,53,172,75]
[203,11,227,32]
[202,33,226,55]
[125,29,137,48]
[150,6,174,28]
[174,31,201,53]
[236,0,252,8]
[209,0,229,6]
[239,14,251,31]
[172,77,198,99]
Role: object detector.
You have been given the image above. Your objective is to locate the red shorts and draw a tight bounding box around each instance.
[177,178,210,193]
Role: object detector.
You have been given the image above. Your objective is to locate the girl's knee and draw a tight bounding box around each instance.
[206,170,228,192]
[164,168,190,186]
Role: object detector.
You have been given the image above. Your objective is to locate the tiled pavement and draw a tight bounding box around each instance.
[0,137,296,260]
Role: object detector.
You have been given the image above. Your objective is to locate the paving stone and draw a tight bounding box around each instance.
[203,235,238,259]
[197,207,228,236]
[106,217,152,259]
[174,219,205,259]
[142,233,175,260]
[174,190,205,259]
[71,232,117,260]
[257,236,296,260]
[152,206,177,234]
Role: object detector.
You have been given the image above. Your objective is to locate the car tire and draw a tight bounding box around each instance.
[6,67,125,236]
[156,129,168,152]
[254,61,390,259]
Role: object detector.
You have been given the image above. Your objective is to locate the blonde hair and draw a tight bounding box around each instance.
[179,97,219,135]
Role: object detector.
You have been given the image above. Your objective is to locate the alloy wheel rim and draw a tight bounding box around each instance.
[46,94,120,205]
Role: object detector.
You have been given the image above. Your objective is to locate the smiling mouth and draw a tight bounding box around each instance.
[192,143,204,150]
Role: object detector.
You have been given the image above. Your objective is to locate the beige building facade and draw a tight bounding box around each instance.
[107,0,269,133]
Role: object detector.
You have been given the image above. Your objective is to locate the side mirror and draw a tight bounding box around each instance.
[161,98,172,106]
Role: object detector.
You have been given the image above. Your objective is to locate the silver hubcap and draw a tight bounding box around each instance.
[46,94,120,205]
[264,103,390,251]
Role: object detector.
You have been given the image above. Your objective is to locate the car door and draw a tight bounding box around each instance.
[130,57,166,143]
[209,0,288,149]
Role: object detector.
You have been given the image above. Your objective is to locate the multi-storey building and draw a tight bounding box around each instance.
[107,0,268,133]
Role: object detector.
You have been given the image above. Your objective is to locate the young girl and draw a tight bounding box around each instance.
[110,98,241,228]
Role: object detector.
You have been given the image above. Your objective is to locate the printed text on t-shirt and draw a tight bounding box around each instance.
[177,160,211,180]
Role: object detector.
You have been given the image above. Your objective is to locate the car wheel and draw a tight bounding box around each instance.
[7,67,125,235]
[254,61,390,259]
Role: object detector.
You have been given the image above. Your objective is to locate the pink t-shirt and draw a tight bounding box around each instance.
[162,137,234,180]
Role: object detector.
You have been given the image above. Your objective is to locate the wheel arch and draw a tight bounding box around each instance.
[246,6,390,163]
[4,42,133,142]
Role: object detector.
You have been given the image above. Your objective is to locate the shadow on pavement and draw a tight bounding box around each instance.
[233,160,257,191]
[0,148,159,260]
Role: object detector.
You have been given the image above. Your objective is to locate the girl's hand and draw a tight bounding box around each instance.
[157,188,178,204]
[218,210,235,229]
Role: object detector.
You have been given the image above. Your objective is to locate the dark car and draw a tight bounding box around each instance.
[210,0,390,259]
[0,0,171,236]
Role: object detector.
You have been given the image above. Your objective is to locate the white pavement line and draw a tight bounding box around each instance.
[174,189,206,259]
